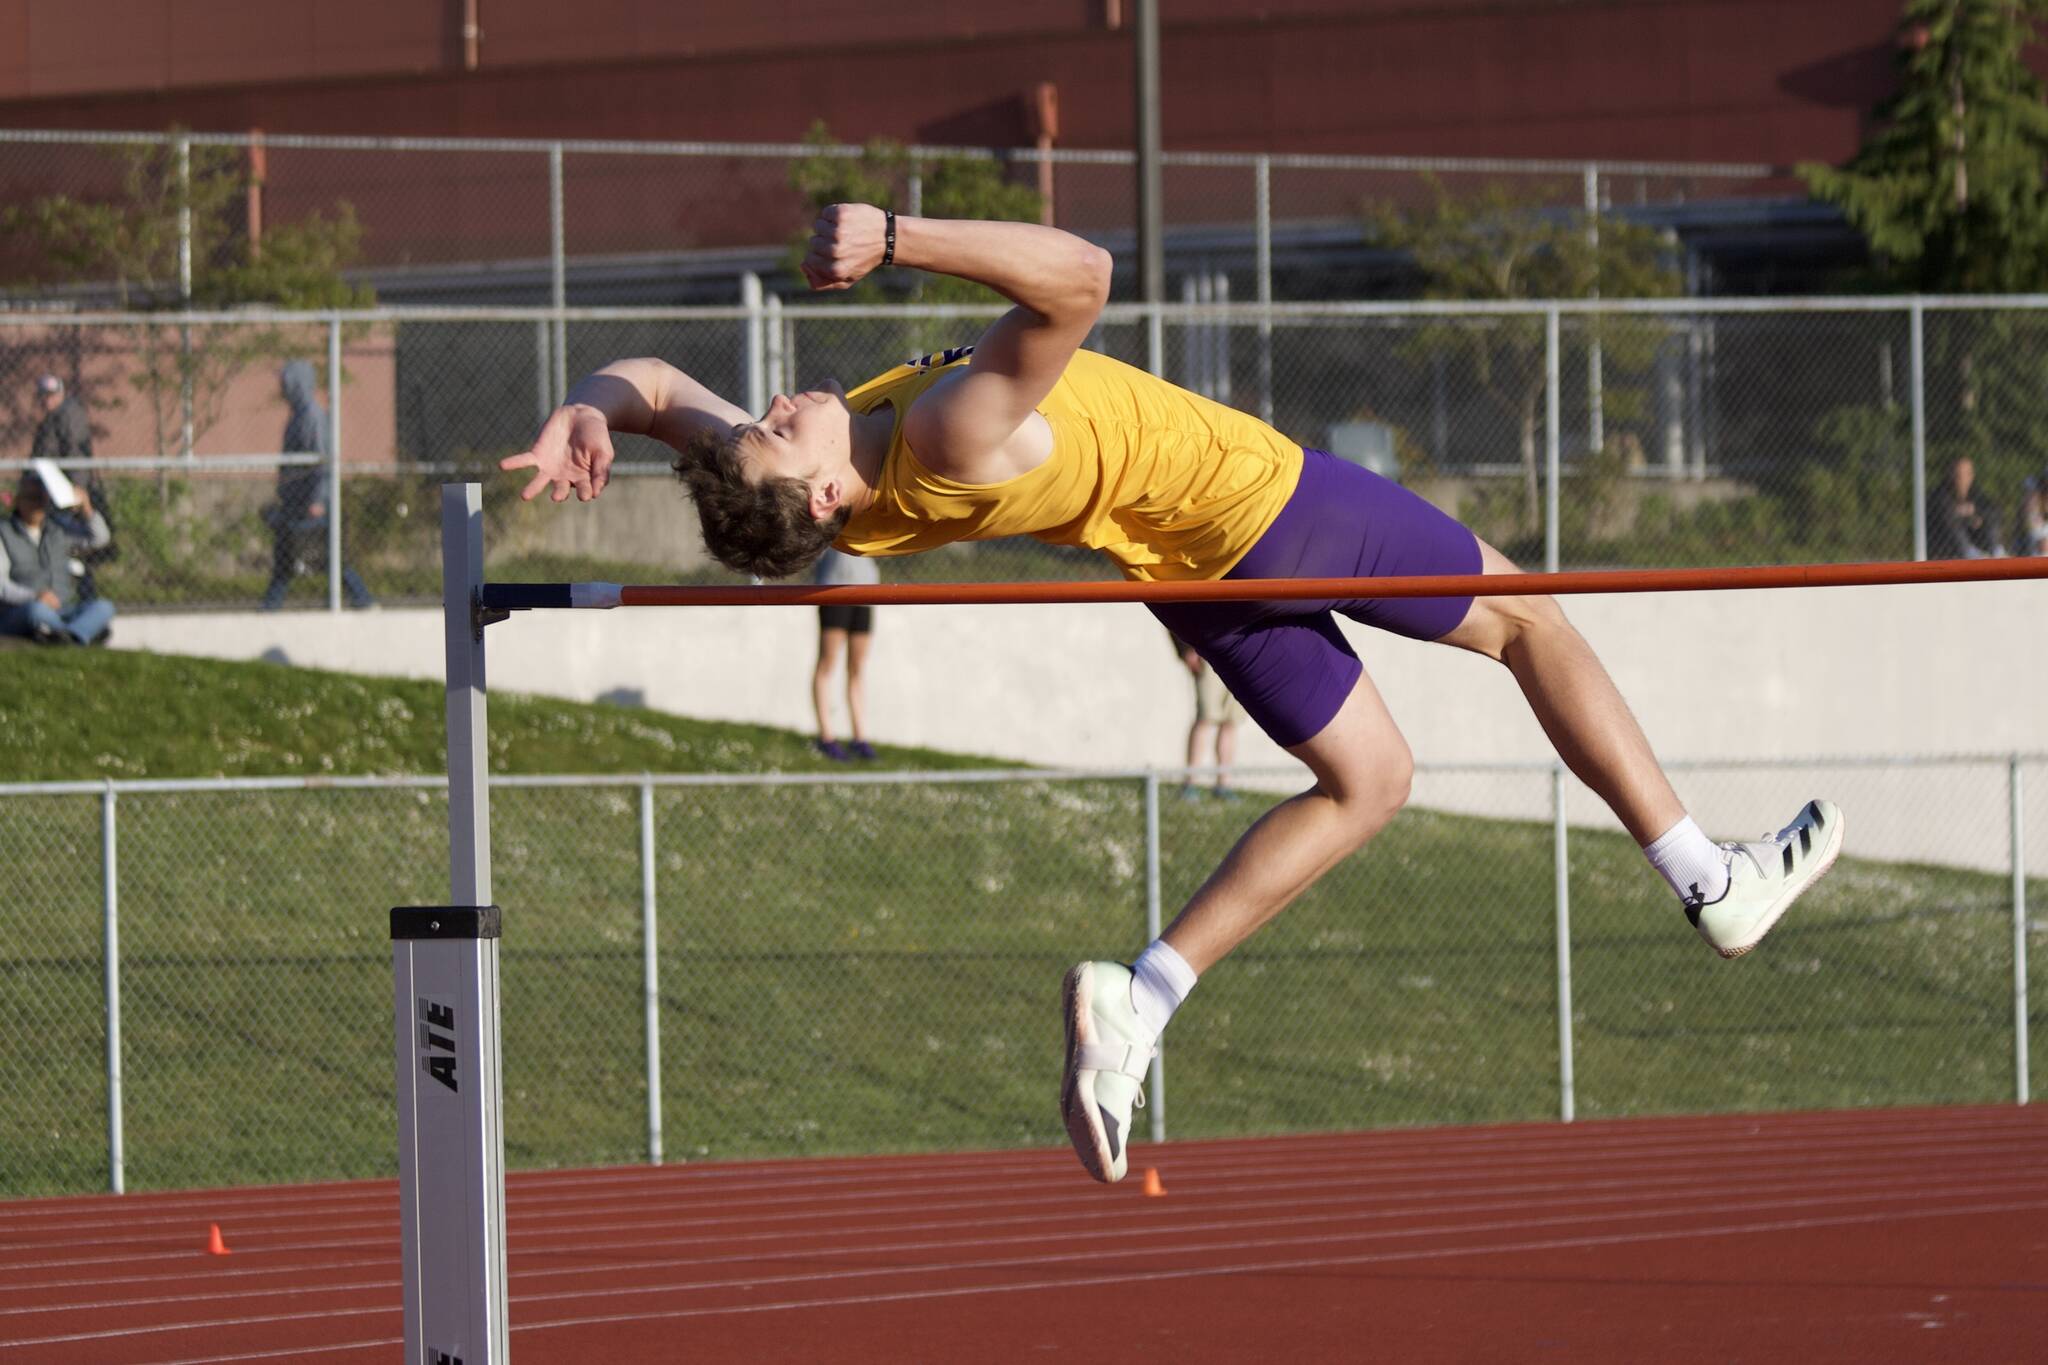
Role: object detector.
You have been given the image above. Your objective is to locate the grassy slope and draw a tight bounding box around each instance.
[0,648,987,781]
[0,651,2038,1196]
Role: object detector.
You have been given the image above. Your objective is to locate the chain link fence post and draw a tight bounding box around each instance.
[641,778,664,1163]
[1254,154,1273,426]
[1553,763,1575,1123]
[1584,164,1604,459]
[534,318,552,429]
[765,290,787,399]
[1144,771,1166,1143]
[1545,306,1561,573]
[101,780,124,1194]
[549,142,567,406]
[176,132,195,461]
[326,314,344,613]
[2013,755,2030,1105]
[1910,298,1928,561]
[742,272,766,417]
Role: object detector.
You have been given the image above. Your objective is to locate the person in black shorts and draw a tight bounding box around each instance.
[812,548,880,759]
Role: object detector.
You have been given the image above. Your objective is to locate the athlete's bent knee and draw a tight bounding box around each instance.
[1330,750,1411,845]
[1478,591,1572,662]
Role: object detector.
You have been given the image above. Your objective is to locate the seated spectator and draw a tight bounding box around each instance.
[261,360,374,610]
[0,466,115,645]
[1926,456,2005,559]
[2017,474,2048,557]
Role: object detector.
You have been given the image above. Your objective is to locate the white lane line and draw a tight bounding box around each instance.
[16,1149,2048,1308]
[499,1179,2048,1314]
[5,1177,2038,1352]
[512,1195,2048,1334]
[10,1126,2042,1271]
[6,1105,2036,1232]
[41,1192,2048,1365]
[114,1336,399,1365]
[17,1162,2046,1319]
[12,1135,2045,1283]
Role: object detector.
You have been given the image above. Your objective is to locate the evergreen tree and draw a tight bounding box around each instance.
[1802,2,2048,558]
[1801,0,2048,292]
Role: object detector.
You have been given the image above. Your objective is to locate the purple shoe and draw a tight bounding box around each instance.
[849,740,878,761]
[814,739,851,762]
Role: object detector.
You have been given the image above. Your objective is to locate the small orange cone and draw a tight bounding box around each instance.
[1140,1167,1166,1197]
[205,1223,232,1256]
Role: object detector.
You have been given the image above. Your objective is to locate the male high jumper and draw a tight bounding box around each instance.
[504,206,1843,1183]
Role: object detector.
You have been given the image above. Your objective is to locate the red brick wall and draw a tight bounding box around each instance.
[0,0,1919,167]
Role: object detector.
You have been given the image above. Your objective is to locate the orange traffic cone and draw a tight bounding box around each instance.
[1140,1167,1166,1197]
[205,1223,232,1256]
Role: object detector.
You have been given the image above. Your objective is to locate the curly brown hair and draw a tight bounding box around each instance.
[671,428,850,579]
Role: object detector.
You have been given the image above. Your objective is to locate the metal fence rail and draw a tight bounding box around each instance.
[5,295,2048,612]
[0,127,1783,309]
[1,756,2037,1197]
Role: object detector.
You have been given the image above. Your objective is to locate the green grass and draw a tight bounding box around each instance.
[0,652,2040,1197]
[0,648,987,782]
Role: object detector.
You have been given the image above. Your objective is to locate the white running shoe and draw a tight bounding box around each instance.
[1060,961,1155,1184]
[1684,799,1845,959]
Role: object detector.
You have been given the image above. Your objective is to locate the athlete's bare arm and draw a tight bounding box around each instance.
[801,206,1111,482]
[501,358,751,503]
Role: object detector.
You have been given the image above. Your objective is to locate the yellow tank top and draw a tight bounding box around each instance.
[834,346,1303,581]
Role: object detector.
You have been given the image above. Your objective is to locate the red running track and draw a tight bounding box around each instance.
[2,1105,2044,1364]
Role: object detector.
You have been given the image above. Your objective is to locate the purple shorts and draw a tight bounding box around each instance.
[1148,448,1481,748]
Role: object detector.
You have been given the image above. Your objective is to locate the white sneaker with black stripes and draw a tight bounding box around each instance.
[1060,961,1155,1184]
[1684,799,1844,959]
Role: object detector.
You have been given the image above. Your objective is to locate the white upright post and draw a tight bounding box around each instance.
[442,485,492,909]
[391,484,510,1365]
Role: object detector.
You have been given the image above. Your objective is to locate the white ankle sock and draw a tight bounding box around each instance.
[1644,815,1729,903]
[1128,939,1198,1040]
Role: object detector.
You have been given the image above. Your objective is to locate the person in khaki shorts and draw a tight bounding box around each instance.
[1171,631,1239,800]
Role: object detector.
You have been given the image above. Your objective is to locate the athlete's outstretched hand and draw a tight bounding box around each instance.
[501,403,617,502]
[801,203,891,292]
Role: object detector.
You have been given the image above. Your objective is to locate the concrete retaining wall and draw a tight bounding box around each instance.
[110,578,2048,872]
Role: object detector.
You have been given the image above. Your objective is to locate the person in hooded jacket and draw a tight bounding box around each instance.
[261,360,375,610]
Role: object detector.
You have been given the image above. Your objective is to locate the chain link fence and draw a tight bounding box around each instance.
[2,758,2038,1198]
[5,298,2048,609]
[0,130,1785,306]
[3,130,2039,607]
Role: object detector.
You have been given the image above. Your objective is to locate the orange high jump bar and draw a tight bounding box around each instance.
[479,555,2048,614]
